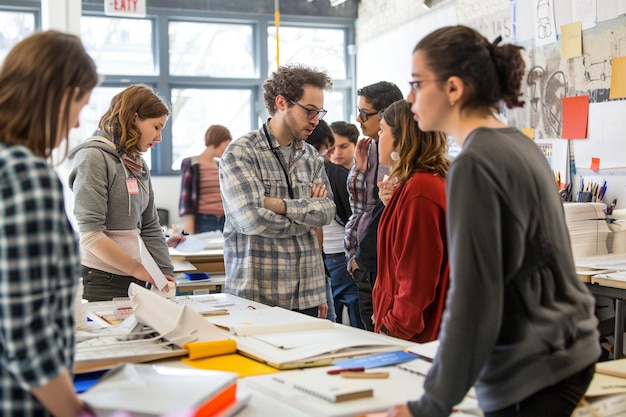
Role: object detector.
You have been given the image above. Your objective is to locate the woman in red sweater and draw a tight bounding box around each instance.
[373,99,450,343]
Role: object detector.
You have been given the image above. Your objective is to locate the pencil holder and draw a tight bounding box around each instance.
[579,192,593,202]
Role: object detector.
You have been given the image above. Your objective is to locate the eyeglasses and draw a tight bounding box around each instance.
[290,101,327,120]
[357,107,380,122]
[408,79,440,91]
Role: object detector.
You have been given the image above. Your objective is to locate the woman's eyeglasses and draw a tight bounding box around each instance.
[290,101,328,120]
[357,107,380,122]
[408,79,440,92]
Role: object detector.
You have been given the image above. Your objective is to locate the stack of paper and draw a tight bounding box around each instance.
[75,285,234,373]
[607,209,626,254]
[563,202,610,259]
[572,359,626,417]
[592,271,626,289]
[206,307,415,370]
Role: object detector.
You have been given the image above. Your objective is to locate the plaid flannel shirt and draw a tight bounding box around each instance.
[219,123,336,310]
[1,144,79,416]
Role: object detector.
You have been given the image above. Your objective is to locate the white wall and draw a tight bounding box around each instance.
[355,0,626,212]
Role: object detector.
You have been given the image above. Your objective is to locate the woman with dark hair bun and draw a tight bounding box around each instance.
[385,25,600,417]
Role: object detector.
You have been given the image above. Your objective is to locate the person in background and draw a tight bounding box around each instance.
[305,119,338,323]
[329,121,358,170]
[0,30,98,417]
[386,25,600,417]
[344,81,403,331]
[373,99,449,342]
[179,124,232,234]
[322,120,362,327]
[219,64,335,318]
[69,84,175,302]
[305,119,334,156]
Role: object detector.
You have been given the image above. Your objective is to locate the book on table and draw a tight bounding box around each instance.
[206,306,416,370]
[79,363,246,417]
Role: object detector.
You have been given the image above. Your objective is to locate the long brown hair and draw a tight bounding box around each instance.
[99,84,170,154]
[383,100,449,183]
[0,30,98,159]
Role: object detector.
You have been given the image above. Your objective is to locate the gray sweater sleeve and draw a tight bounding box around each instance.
[69,147,113,233]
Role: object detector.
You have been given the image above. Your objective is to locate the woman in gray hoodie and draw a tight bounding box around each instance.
[69,84,175,301]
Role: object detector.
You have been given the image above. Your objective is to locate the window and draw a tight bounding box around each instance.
[0,10,36,63]
[169,21,255,78]
[81,16,155,75]
[268,26,347,80]
[170,88,253,170]
[79,6,355,175]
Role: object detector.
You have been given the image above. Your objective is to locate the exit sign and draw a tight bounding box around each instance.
[105,0,146,17]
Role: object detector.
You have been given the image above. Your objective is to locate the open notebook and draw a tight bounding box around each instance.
[207,307,415,369]
[244,362,480,417]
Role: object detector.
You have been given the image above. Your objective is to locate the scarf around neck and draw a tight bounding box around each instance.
[118,149,145,178]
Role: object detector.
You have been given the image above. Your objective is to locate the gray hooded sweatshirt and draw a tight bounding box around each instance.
[68,134,173,277]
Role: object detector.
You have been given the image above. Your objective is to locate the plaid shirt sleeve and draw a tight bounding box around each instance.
[343,165,367,257]
[219,133,334,237]
[1,147,79,414]
[178,157,197,217]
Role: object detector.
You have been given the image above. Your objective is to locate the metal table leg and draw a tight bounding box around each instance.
[615,299,624,359]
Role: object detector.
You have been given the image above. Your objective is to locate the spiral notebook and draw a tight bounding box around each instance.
[271,371,373,403]
[244,362,480,417]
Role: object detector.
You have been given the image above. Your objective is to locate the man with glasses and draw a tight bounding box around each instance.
[219,64,335,318]
[345,81,403,331]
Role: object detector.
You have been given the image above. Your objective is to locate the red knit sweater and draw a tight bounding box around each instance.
[373,171,449,343]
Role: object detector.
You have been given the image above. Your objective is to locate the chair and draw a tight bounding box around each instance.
[157,208,170,227]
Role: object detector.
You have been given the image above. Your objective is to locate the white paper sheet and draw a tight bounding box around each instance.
[138,236,169,290]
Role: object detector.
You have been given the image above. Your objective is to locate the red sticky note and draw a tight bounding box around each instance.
[561,95,589,139]
[590,157,600,172]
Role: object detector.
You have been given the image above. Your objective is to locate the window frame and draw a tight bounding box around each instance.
[81,4,355,176]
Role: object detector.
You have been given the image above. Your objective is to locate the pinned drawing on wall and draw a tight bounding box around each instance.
[561,95,589,139]
[561,21,582,60]
[572,0,597,30]
[609,56,626,99]
[533,0,557,46]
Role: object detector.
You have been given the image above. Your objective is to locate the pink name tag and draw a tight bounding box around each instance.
[126,178,139,195]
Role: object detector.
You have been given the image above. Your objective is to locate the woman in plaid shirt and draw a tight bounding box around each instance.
[0,31,98,416]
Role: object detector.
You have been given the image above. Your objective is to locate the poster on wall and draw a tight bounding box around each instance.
[535,138,569,183]
[533,0,558,46]
[572,0,597,30]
